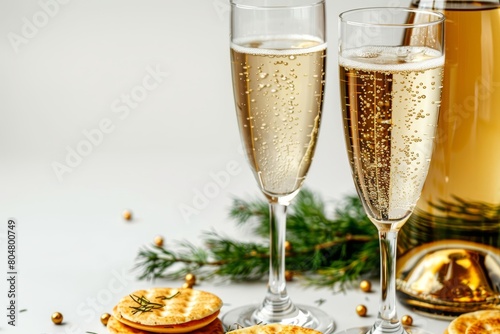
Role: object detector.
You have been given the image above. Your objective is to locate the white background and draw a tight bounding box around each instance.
[0,0,450,333]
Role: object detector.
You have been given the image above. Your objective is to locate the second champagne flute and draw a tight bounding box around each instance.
[338,7,445,334]
[222,0,334,333]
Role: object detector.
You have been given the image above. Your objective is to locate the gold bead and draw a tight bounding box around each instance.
[356,304,367,317]
[185,273,196,285]
[122,209,132,220]
[401,315,413,326]
[359,280,372,293]
[51,312,63,324]
[100,313,111,326]
[182,282,193,289]
[154,235,164,247]
[285,270,294,282]
[284,241,292,252]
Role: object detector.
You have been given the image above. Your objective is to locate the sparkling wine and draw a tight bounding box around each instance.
[231,38,326,198]
[339,46,444,230]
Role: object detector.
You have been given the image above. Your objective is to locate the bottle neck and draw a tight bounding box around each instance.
[412,0,500,10]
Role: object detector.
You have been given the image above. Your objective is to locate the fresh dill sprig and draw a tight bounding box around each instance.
[129,291,181,314]
[156,291,181,300]
[129,294,164,314]
[134,188,379,291]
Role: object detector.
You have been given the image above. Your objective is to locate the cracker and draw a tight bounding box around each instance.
[447,310,500,334]
[107,315,225,334]
[192,318,224,334]
[465,317,500,334]
[226,323,323,334]
[108,315,151,334]
[115,309,220,333]
[115,288,223,327]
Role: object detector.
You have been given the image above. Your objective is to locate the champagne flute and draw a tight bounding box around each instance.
[222,0,334,332]
[338,7,445,334]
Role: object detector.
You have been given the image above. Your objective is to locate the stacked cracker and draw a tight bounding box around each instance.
[108,287,224,334]
[445,310,500,334]
[227,324,323,334]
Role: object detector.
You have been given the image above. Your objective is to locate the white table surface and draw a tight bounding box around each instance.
[0,0,451,333]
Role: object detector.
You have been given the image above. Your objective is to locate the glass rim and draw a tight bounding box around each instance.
[231,0,325,10]
[339,7,445,28]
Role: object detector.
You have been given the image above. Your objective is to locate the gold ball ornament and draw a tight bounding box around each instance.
[51,312,63,324]
[356,304,368,317]
[100,313,111,326]
[359,279,372,293]
[401,315,413,326]
[122,209,132,220]
[154,235,164,247]
[181,282,193,289]
[185,273,196,286]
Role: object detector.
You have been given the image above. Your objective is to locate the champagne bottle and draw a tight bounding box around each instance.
[397,0,500,317]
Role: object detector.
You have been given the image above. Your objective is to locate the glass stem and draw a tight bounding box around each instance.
[253,202,298,322]
[372,230,404,334]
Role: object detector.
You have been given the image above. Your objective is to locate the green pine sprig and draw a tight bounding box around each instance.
[134,188,379,291]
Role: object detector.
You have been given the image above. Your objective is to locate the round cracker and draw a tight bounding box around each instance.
[107,315,152,334]
[115,288,222,327]
[191,318,224,334]
[108,315,224,334]
[226,323,323,334]
[116,310,220,333]
[465,317,500,334]
[448,310,500,334]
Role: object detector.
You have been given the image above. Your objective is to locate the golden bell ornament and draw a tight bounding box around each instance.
[397,241,500,317]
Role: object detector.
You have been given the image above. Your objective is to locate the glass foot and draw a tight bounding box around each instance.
[221,303,335,333]
[336,326,434,334]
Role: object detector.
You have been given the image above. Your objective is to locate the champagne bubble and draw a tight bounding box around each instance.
[231,39,326,194]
